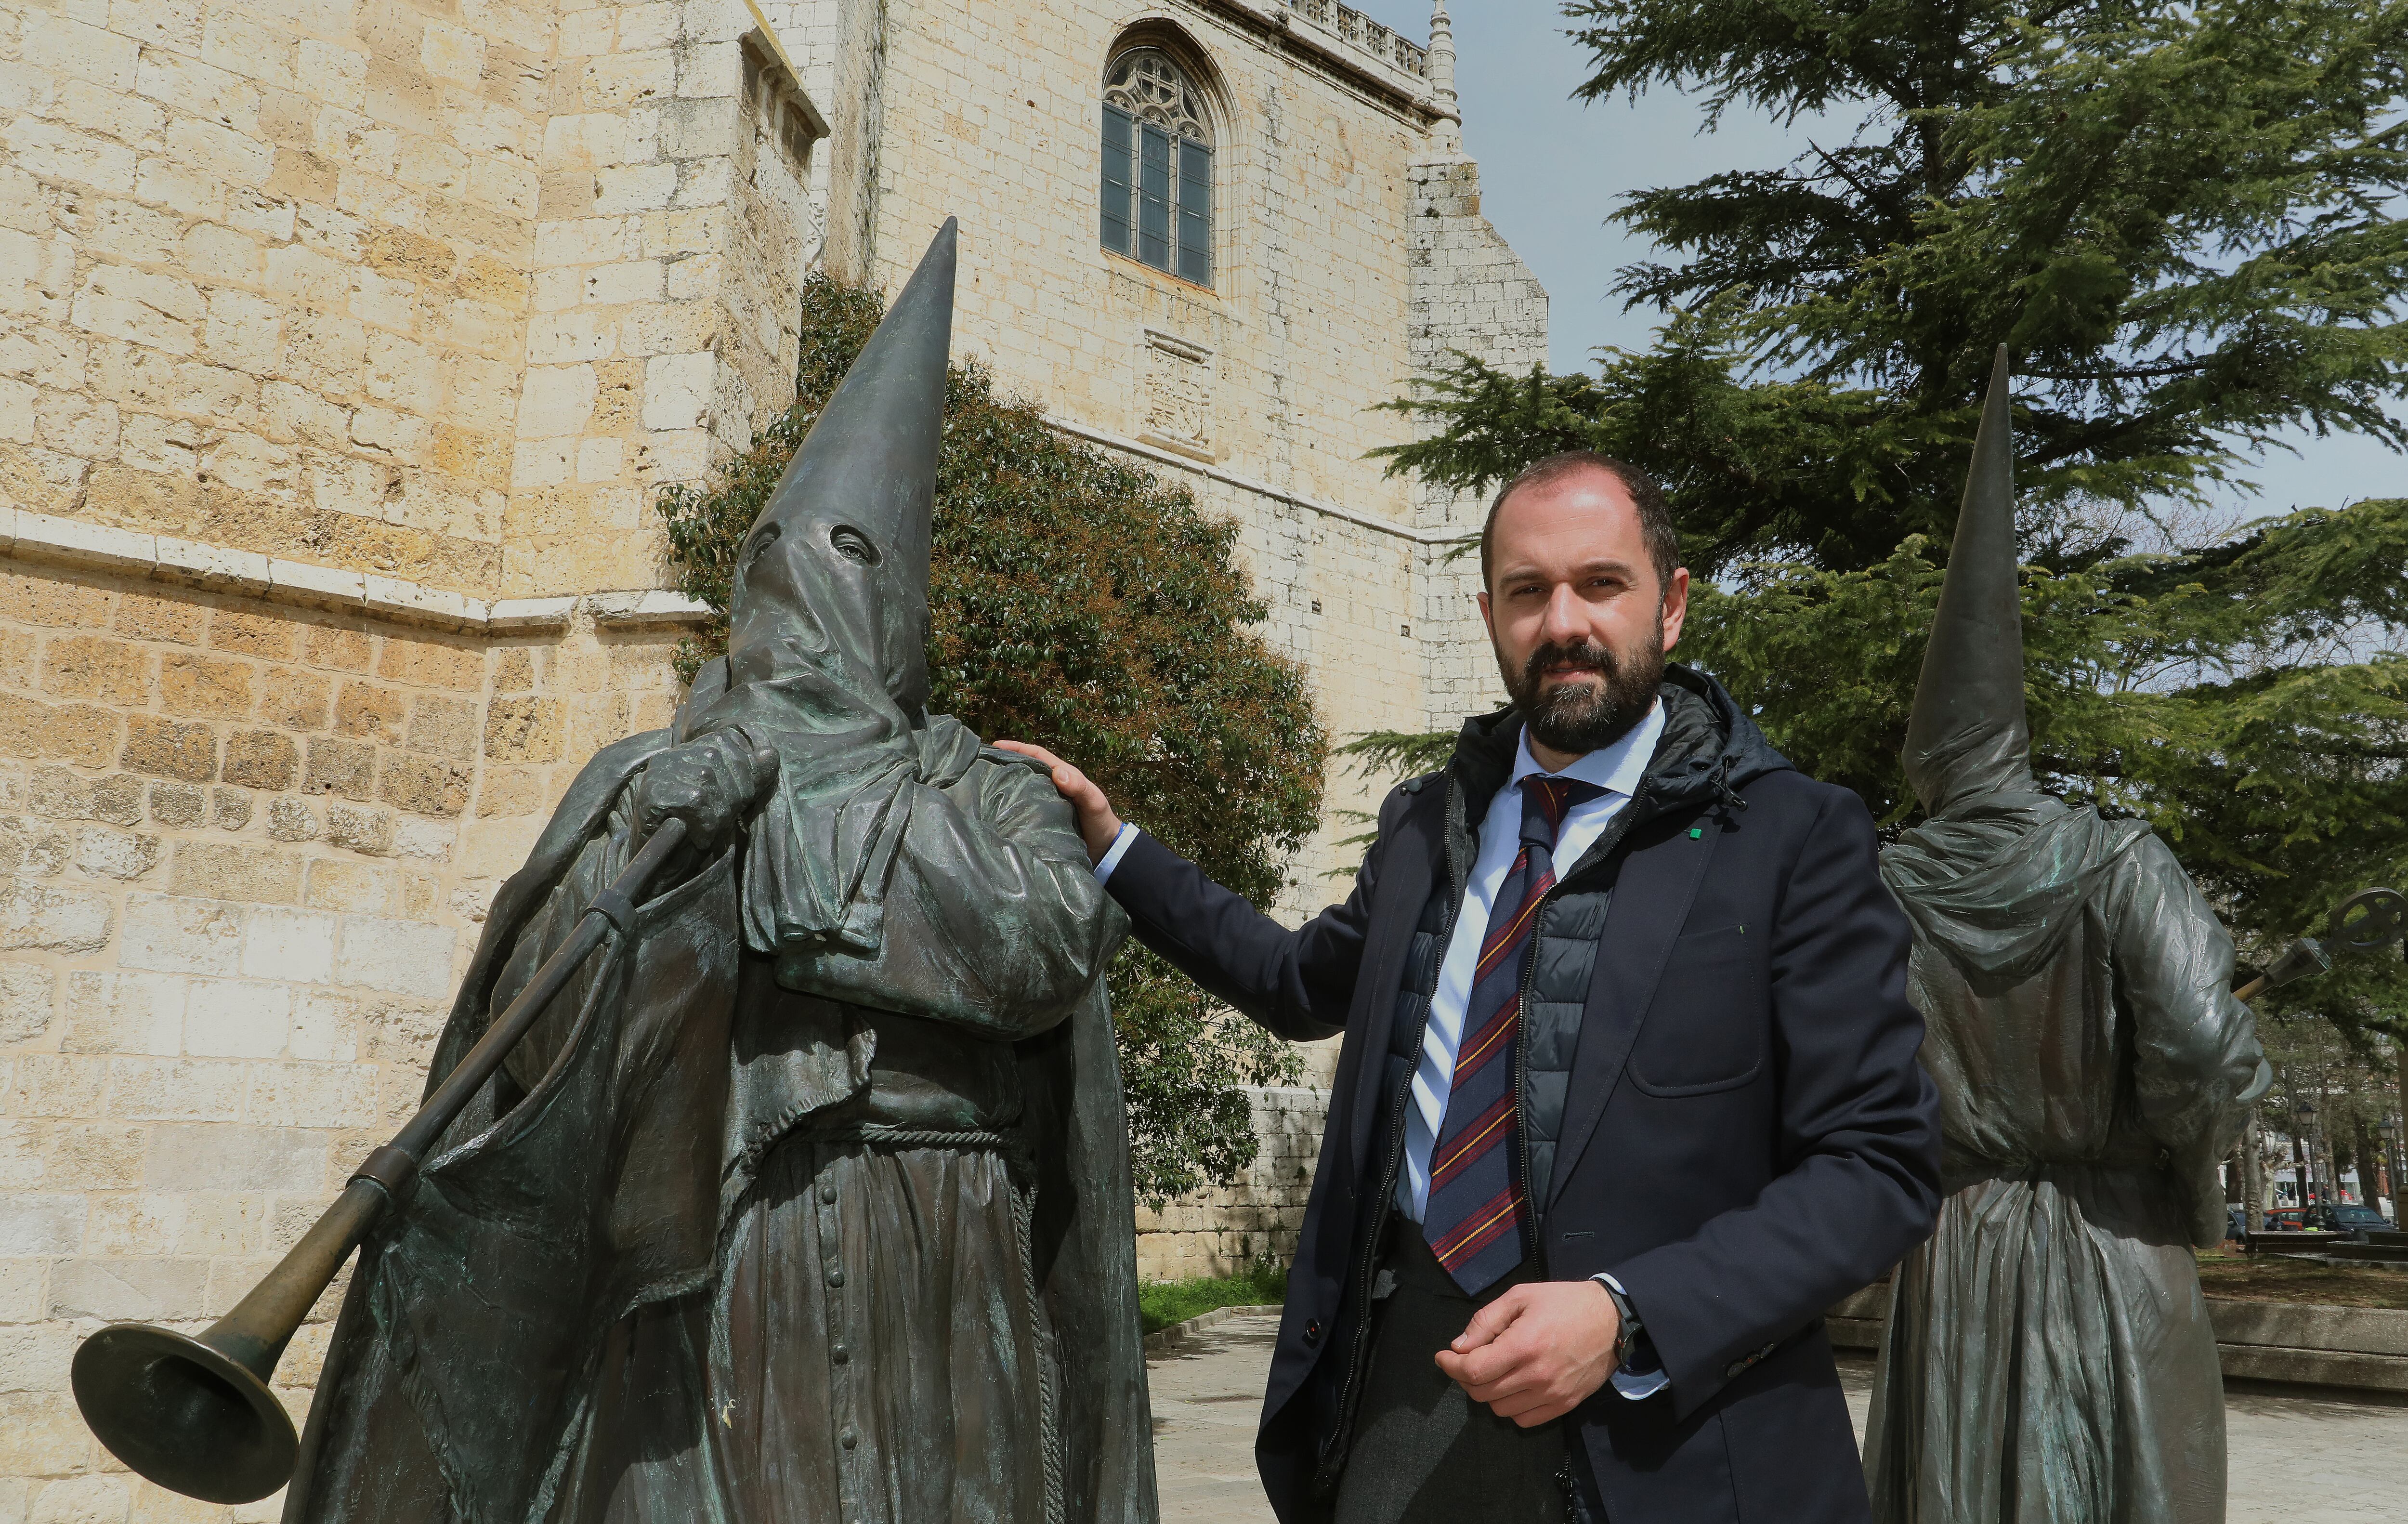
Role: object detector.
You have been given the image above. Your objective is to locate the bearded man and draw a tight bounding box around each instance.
[283,224,1156,1524]
[1007,451,1943,1524]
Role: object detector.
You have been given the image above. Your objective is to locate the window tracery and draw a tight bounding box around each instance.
[1100,47,1213,288]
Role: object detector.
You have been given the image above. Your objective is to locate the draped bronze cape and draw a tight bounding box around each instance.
[1862,348,2268,1524]
[1864,802,2266,1524]
[282,713,1157,1524]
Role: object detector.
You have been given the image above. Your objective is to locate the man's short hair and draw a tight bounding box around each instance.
[1479,451,1682,595]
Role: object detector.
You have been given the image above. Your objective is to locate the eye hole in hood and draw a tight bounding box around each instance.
[742,521,782,569]
[830,525,881,566]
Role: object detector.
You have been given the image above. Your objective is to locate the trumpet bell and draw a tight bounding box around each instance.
[71,1321,297,1505]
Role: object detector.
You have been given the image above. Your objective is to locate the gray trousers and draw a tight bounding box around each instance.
[1333,1215,1588,1524]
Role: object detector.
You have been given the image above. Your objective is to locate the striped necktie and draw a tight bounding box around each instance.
[1423,773,1603,1294]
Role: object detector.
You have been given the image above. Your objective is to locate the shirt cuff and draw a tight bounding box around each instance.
[1594,1272,1669,1401]
[1092,822,1140,884]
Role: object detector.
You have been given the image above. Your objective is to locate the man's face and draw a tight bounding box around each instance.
[1478,468,1689,757]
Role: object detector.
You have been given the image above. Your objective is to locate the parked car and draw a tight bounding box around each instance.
[2260,1207,2307,1230]
[2308,1202,2394,1240]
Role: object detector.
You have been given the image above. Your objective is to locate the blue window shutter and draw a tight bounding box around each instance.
[1100,105,1134,256]
[1177,139,1212,286]
[1138,123,1174,272]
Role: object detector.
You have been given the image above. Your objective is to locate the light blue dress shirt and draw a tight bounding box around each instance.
[1092,700,1673,1399]
[1094,819,1142,882]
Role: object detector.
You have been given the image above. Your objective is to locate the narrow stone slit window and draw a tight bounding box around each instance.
[1101,48,1213,288]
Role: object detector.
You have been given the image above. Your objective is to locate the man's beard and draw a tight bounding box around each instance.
[1502,629,1665,755]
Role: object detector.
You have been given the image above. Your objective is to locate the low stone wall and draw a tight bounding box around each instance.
[2211,1299,2408,1394]
[1134,1085,1326,1282]
[1826,1285,2408,1396]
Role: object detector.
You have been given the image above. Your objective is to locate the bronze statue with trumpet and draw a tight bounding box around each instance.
[72,222,1161,1524]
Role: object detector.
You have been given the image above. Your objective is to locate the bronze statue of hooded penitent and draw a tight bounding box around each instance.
[1860,349,2270,1524]
[283,223,1159,1524]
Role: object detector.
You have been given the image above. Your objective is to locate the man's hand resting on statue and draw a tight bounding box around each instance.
[1433,1280,1622,1428]
[993,741,1123,865]
[632,735,774,851]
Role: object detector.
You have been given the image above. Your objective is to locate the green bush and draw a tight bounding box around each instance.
[657,274,1328,1199]
[1139,1260,1291,1335]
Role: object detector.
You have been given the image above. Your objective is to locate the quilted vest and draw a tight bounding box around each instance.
[1374,780,1632,1258]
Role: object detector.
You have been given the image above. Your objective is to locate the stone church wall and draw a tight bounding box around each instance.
[855,0,1544,907]
[1409,152,1547,737]
[0,0,824,608]
[1,0,542,593]
[1133,1084,1326,1282]
[0,544,692,1520]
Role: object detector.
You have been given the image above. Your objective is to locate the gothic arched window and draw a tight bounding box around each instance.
[1100,48,1213,287]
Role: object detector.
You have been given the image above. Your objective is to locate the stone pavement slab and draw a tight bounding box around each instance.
[1151,1310,2408,1522]
[1148,1311,1284,1523]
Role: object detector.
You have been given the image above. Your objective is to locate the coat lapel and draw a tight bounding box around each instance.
[1544,815,1722,1207]
[1342,792,1442,1174]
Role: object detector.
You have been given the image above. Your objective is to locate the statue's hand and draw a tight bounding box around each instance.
[632,735,777,851]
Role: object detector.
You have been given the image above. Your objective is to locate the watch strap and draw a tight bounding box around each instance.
[1593,1274,1641,1366]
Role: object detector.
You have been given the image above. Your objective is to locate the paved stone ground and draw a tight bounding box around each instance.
[1149,1310,2408,1522]
[1149,1313,1288,1524]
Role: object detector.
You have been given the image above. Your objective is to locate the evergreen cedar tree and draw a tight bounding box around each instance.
[1368,0,2408,1046]
[658,273,1325,1202]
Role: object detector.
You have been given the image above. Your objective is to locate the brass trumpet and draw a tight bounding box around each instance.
[70,813,699,1505]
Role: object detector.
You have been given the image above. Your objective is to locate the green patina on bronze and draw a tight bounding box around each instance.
[1862,351,2271,1524]
[283,224,1158,1524]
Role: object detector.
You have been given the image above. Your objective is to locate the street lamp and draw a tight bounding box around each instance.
[2292,1098,2316,1223]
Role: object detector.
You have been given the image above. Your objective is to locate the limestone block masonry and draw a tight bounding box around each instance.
[0,558,687,1522]
[0,0,821,603]
[0,1,1544,1511]
[1135,1084,1326,1282]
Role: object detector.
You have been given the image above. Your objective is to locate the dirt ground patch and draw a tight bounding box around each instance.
[2196,1251,2408,1310]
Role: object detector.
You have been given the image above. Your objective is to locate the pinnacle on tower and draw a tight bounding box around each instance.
[1428,1,1462,151]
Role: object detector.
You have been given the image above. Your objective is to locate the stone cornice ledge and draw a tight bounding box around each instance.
[0,510,714,635]
[1042,416,1461,545]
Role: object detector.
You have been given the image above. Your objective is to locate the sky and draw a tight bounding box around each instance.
[1352,0,2406,525]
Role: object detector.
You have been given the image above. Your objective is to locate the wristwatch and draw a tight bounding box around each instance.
[1594,1275,1643,1367]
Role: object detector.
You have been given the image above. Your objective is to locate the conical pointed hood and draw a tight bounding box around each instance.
[721,220,956,717]
[1902,345,2039,816]
[774,218,955,594]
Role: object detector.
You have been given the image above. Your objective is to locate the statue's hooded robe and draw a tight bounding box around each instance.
[1861,349,2269,1524]
[285,223,1159,1524]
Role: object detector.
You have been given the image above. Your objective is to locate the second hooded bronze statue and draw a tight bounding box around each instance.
[1861,349,2270,1524]
[283,223,1160,1524]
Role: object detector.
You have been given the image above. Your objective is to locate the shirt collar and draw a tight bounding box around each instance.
[1510,698,1664,802]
